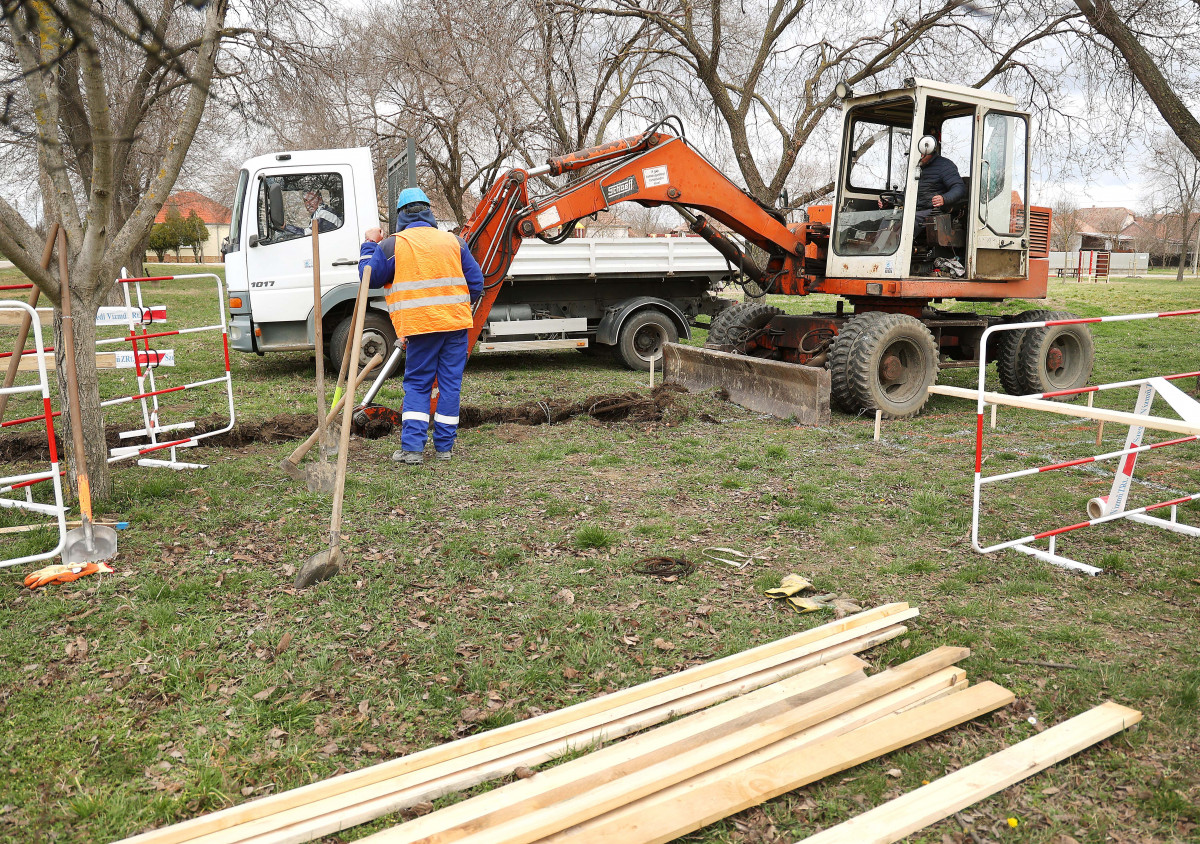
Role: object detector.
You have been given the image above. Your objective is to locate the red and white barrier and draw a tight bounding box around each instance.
[98,269,236,469]
[930,309,1200,575]
[0,271,236,471]
[0,302,68,569]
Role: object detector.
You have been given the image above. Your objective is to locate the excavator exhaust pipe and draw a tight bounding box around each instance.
[661,343,830,426]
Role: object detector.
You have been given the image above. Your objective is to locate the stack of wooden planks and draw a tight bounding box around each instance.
[119,603,1139,844]
[119,603,917,844]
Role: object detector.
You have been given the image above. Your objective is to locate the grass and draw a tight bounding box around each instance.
[0,266,1199,842]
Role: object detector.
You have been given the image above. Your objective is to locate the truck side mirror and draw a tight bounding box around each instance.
[267,182,285,231]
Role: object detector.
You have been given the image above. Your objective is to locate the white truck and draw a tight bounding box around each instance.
[222,147,735,371]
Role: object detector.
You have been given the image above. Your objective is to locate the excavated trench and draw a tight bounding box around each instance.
[0,385,693,463]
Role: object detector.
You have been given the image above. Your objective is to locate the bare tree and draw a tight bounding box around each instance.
[554,0,1081,206]
[1073,0,1200,161]
[1143,132,1200,280]
[1050,194,1082,252]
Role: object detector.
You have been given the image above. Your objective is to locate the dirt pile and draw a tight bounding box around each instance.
[461,384,687,428]
[0,387,694,463]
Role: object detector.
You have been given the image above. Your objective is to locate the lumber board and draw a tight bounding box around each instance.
[797,701,1142,844]
[208,627,904,844]
[929,384,1200,437]
[364,658,870,844]
[118,605,914,844]
[377,647,971,844]
[538,667,969,844]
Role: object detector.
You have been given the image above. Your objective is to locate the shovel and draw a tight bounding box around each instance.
[306,223,336,492]
[57,231,118,565]
[295,265,372,589]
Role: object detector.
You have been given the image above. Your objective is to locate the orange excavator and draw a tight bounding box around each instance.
[363,78,1093,425]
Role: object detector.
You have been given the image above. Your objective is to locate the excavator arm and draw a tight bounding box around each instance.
[460,127,807,346]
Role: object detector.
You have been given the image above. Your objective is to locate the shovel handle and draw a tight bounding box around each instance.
[312,222,328,434]
[328,266,372,540]
[285,352,382,466]
[56,230,94,522]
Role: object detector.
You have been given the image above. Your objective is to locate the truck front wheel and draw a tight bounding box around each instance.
[330,310,397,375]
[617,310,678,371]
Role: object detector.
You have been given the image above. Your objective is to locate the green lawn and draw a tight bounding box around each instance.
[0,267,1198,843]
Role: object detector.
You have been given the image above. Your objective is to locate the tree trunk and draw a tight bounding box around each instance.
[53,293,112,503]
[1075,0,1200,162]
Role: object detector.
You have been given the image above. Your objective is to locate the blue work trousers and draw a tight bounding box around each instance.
[401,329,469,453]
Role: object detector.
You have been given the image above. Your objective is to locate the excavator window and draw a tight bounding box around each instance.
[834,99,914,257]
[979,112,1029,236]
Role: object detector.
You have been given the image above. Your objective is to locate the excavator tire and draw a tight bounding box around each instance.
[994,309,1061,396]
[841,312,939,419]
[707,302,784,349]
[703,303,744,344]
[826,314,872,413]
[1015,312,1094,399]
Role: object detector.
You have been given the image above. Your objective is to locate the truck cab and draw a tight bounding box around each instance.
[224,148,396,366]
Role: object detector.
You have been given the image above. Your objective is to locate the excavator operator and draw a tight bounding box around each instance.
[878,135,966,225]
[359,188,484,466]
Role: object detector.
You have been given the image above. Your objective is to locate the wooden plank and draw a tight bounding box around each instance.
[929,384,1200,436]
[0,307,52,327]
[207,627,906,844]
[537,668,971,844]
[118,605,915,844]
[542,679,1009,844]
[356,657,870,844]
[798,701,1142,844]
[374,647,970,844]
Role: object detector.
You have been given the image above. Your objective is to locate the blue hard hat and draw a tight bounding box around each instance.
[397,187,430,209]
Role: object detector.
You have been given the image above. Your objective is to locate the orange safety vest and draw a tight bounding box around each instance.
[383,228,473,336]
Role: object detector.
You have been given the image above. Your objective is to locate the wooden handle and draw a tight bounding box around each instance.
[328,266,372,544]
[286,353,382,465]
[312,221,327,437]
[56,229,94,520]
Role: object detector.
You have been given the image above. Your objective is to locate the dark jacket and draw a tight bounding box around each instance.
[915,154,966,211]
[358,206,483,304]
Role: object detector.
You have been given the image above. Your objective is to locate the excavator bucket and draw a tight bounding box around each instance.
[661,343,831,425]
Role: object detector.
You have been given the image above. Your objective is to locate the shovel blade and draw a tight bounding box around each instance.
[662,342,831,425]
[295,546,343,588]
[304,462,337,494]
[62,524,118,566]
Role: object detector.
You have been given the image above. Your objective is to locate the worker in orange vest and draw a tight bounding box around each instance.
[359,188,484,464]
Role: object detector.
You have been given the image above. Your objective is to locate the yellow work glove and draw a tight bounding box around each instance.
[787,592,838,614]
[764,574,814,599]
[24,561,114,590]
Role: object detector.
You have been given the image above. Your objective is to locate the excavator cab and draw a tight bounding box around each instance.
[830,79,1030,282]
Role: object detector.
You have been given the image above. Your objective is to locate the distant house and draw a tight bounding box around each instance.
[147,191,231,264]
[1070,207,1137,252]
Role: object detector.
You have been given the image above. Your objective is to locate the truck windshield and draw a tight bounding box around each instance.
[255,172,345,247]
[225,169,248,255]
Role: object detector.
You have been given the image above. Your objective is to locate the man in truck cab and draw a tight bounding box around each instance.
[359,188,484,465]
[303,189,342,234]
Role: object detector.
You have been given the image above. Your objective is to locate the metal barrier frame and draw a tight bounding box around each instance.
[0,302,68,568]
[96,270,236,469]
[936,309,1200,575]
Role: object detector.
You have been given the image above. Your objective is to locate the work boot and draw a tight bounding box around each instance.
[435,450,453,462]
[392,450,424,466]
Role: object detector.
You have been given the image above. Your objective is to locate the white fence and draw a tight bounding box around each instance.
[1048,252,1149,274]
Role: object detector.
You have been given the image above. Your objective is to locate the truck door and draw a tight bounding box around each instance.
[972,111,1029,279]
[244,167,361,348]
